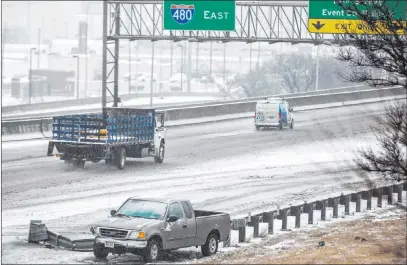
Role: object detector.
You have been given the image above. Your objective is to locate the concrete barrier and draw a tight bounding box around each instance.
[3,85,368,116]
[2,92,222,114]
[3,84,388,122]
[2,86,405,137]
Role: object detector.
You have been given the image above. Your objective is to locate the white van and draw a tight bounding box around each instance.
[254,98,294,130]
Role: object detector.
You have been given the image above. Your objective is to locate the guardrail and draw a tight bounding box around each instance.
[28,182,407,252]
[2,86,405,136]
[2,84,369,120]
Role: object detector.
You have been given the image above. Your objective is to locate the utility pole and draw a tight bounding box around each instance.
[195,41,199,77]
[257,42,260,70]
[187,40,192,93]
[223,42,226,84]
[315,45,320,91]
[73,55,80,99]
[170,42,173,76]
[249,42,252,72]
[150,41,155,107]
[1,27,6,80]
[209,42,213,77]
[27,1,31,44]
[29,48,36,104]
[85,2,89,96]
[37,28,41,68]
[128,40,131,94]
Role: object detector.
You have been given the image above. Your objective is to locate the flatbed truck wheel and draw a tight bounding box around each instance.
[115,147,126,170]
[154,142,165,163]
[64,160,85,169]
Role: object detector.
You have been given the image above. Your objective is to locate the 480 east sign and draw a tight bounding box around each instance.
[170,4,195,25]
[163,0,236,31]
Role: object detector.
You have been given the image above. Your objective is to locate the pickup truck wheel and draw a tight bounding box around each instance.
[93,245,109,259]
[143,239,161,263]
[255,125,260,131]
[201,233,219,257]
[115,147,126,170]
[154,142,165,163]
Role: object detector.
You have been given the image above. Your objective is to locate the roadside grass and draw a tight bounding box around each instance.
[194,206,406,264]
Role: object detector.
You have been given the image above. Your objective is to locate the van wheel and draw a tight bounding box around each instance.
[143,239,162,263]
[201,232,219,257]
[115,147,126,170]
[290,120,294,129]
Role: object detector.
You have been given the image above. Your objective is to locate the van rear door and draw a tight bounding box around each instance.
[256,102,279,124]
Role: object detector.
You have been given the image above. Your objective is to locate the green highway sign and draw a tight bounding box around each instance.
[308,0,406,34]
[163,0,236,31]
[308,0,406,20]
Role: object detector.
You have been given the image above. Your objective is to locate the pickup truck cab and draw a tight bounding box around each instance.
[90,197,231,262]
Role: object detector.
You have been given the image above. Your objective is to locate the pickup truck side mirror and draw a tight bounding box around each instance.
[110,209,117,216]
[167,215,178,223]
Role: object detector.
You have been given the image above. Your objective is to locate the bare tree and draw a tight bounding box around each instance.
[274,53,316,93]
[336,0,407,88]
[230,65,276,97]
[355,101,407,182]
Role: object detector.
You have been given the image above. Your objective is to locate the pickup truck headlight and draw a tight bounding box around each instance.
[128,231,146,240]
[90,226,99,235]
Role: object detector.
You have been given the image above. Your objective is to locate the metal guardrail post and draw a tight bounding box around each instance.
[262,211,275,234]
[249,215,260,238]
[384,186,394,204]
[279,208,289,231]
[373,187,383,208]
[304,201,314,225]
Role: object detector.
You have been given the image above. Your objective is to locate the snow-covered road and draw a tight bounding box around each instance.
[1,100,398,263]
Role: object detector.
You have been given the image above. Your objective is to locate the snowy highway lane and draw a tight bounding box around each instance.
[1,100,398,263]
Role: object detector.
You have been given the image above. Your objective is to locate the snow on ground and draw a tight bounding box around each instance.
[1,99,399,264]
[2,134,378,228]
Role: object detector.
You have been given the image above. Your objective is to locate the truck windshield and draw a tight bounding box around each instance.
[116,199,167,220]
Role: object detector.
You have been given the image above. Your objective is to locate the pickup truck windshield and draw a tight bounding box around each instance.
[116,199,167,220]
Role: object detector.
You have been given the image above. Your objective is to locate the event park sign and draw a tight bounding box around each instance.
[307,0,406,34]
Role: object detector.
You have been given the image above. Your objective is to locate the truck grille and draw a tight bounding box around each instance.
[99,228,128,238]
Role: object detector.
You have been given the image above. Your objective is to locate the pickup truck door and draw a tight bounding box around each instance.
[181,201,198,246]
[163,202,188,249]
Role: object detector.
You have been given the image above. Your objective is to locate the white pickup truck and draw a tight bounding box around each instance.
[90,197,231,262]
